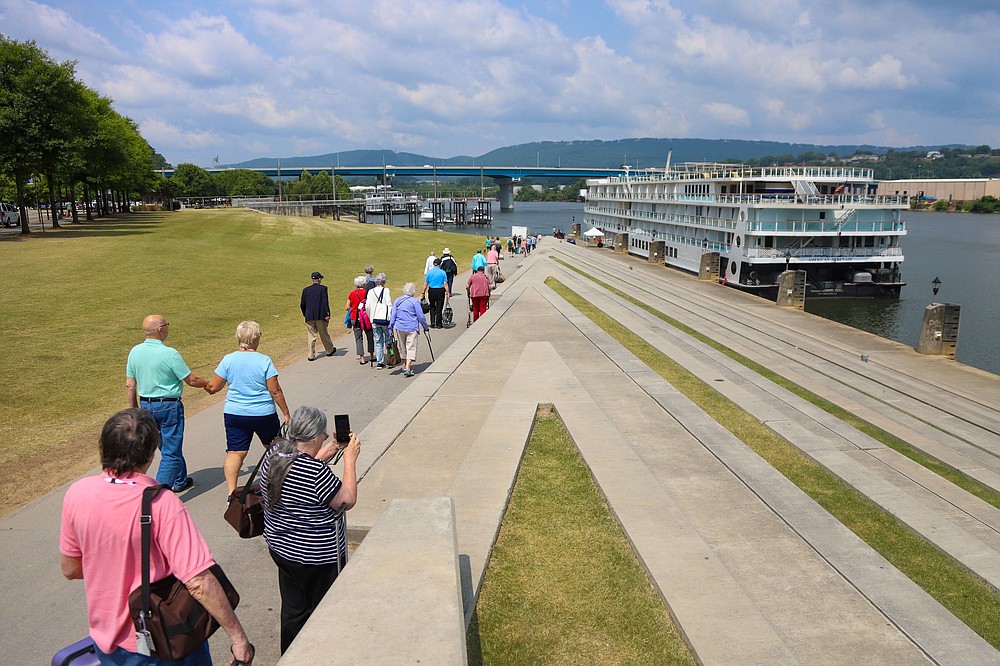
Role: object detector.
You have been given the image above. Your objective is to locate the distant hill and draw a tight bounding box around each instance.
[232,150,475,169]
[228,138,970,170]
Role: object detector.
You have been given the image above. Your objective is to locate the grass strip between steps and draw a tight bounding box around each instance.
[546,276,1000,649]
[469,405,696,666]
[551,257,1000,513]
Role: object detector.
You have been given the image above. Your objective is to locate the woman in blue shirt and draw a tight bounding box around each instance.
[206,320,291,496]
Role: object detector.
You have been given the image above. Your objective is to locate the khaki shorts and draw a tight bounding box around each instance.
[397,329,419,360]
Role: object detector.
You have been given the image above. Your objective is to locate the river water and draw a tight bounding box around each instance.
[425,203,1000,376]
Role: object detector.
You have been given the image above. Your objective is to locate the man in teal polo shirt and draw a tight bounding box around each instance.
[125,314,209,492]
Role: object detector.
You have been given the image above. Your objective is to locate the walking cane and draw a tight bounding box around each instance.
[467,297,473,328]
[425,329,435,362]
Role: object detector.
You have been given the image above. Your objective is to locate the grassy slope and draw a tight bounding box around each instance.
[470,406,695,665]
[0,209,485,514]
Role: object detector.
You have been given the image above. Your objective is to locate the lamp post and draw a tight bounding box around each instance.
[785,251,791,272]
[932,276,941,298]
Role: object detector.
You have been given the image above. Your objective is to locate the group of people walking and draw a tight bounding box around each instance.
[66,312,363,664]
[58,237,538,663]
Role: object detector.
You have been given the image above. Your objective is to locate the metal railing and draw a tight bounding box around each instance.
[743,247,903,259]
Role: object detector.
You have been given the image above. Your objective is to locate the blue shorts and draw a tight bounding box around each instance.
[224,412,281,452]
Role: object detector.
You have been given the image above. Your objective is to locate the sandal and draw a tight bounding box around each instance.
[230,642,255,666]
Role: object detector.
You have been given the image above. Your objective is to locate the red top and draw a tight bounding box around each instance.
[348,288,366,321]
[467,272,492,298]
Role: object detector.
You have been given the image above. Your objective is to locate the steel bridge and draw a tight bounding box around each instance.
[159,164,626,209]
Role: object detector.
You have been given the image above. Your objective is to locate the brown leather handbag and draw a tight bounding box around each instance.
[129,486,240,660]
[224,449,266,539]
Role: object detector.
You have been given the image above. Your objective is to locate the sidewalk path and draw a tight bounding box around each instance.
[0,275,480,665]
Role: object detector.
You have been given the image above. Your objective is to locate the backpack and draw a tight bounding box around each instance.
[441,256,457,275]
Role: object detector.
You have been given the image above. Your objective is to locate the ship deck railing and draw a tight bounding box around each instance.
[584,206,904,234]
[588,192,907,207]
[606,165,876,182]
[744,246,903,260]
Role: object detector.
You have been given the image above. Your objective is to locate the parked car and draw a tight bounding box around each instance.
[1,202,20,228]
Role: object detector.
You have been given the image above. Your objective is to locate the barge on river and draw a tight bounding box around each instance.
[584,163,907,298]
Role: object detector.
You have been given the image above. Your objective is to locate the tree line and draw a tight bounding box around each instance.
[0,37,171,233]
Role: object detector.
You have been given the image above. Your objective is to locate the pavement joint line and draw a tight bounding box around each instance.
[535,276,1000,663]
[561,264,1000,501]
[550,251,1000,477]
[549,246,1000,431]
[564,249,1000,430]
[552,252,1000,470]
[548,262,1000,588]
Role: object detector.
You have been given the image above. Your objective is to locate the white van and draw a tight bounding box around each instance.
[1,202,20,228]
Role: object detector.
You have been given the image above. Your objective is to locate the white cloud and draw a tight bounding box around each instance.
[3,0,997,166]
[703,102,750,127]
[143,13,273,86]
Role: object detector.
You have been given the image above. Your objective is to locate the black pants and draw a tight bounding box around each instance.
[428,287,446,327]
[269,549,342,653]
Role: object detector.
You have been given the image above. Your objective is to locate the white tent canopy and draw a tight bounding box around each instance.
[582,227,605,237]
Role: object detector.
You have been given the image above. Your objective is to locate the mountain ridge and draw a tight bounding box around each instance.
[226,138,969,170]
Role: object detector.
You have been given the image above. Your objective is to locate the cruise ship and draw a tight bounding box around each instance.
[584,162,907,298]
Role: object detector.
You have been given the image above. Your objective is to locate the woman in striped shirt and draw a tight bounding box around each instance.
[259,405,361,654]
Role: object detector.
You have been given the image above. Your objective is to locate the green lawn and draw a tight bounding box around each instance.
[470,405,695,665]
[0,209,485,514]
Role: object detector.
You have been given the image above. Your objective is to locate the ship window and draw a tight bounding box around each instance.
[736,236,741,247]
[730,261,737,274]
[819,212,826,220]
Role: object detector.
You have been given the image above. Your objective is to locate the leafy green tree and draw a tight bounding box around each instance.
[213,169,276,197]
[172,163,216,197]
[0,37,77,232]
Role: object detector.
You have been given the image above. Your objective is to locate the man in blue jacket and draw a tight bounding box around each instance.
[300,271,337,361]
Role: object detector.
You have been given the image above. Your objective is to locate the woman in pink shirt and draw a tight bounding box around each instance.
[485,247,500,285]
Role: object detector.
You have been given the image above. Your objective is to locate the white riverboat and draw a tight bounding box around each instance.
[584,162,907,298]
[363,186,419,215]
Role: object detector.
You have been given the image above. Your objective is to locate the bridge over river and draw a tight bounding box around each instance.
[161,165,627,209]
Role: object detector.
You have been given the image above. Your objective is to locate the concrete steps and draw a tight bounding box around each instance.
[548,254,1000,592]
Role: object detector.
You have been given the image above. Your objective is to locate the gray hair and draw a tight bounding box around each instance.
[354,275,366,288]
[235,320,261,350]
[374,272,387,285]
[364,264,374,275]
[288,405,327,443]
[263,406,329,507]
[402,282,417,296]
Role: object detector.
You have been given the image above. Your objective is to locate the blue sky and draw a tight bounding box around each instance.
[3,0,998,167]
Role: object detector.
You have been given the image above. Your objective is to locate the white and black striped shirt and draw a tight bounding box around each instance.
[260,451,345,565]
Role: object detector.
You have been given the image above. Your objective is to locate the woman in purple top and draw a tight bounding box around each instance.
[387,282,429,378]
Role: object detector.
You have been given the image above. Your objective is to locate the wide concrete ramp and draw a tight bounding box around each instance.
[348,262,993,663]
